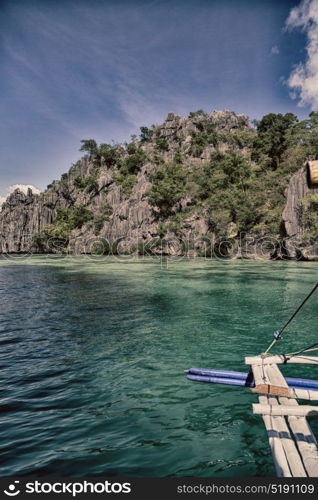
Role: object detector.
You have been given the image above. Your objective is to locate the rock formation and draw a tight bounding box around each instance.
[282,164,318,260]
[0,110,317,259]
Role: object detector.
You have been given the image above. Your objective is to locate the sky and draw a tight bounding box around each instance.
[0,0,317,202]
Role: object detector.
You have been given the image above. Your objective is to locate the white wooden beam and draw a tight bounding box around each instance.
[245,355,318,366]
[253,404,318,417]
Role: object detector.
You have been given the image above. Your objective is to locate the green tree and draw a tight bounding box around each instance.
[140,126,153,142]
[33,204,94,251]
[97,143,121,167]
[197,152,251,199]
[56,204,94,229]
[252,113,298,170]
[147,162,187,215]
[291,112,318,159]
[119,143,146,174]
[188,109,207,118]
[80,139,98,156]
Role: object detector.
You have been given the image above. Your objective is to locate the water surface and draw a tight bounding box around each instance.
[0,256,317,477]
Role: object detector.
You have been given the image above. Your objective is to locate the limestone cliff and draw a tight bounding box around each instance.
[0,110,317,258]
[282,165,318,260]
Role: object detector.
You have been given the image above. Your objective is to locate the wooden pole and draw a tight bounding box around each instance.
[246,355,318,366]
[253,404,318,417]
[258,395,292,477]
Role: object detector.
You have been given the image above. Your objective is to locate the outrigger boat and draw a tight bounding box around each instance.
[186,283,318,477]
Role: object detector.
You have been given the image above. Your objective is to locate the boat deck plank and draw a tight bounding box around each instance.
[258,394,292,477]
[248,357,318,477]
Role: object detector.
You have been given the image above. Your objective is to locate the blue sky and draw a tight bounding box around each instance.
[0,0,316,198]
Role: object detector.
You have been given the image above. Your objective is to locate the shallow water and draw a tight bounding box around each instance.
[0,255,317,477]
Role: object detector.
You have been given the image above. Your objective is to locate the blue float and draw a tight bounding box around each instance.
[186,367,318,391]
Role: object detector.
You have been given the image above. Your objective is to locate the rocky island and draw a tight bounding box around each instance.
[1,109,318,259]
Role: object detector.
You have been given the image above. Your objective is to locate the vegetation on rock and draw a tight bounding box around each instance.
[33,204,95,250]
[74,175,99,193]
[147,162,188,216]
[4,108,318,255]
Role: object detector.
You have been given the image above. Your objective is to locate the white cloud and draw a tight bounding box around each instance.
[0,184,41,208]
[286,0,318,108]
[270,45,280,55]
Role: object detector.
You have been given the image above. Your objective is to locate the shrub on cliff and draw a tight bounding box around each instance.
[97,143,121,167]
[79,140,121,167]
[113,142,146,194]
[56,205,94,229]
[33,204,95,251]
[119,143,146,175]
[147,162,187,215]
[92,203,113,235]
[157,212,189,236]
[32,224,70,252]
[74,175,99,193]
[189,128,219,157]
[188,110,207,118]
[93,215,108,235]
[113,173,138,197]
[155,137,169,152]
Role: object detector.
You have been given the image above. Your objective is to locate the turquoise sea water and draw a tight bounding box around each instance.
[0,255,318,477]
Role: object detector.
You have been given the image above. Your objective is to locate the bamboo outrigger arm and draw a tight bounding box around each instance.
[253,404,318,417]
[245,356,318,477]
[245,355,318,365]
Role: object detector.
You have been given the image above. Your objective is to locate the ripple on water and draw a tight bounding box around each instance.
[0,257,317,476]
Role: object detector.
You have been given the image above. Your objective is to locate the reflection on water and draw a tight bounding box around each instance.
[0,256,317,476]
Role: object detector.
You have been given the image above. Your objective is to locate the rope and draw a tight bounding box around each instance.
[285,341,318,358]
[264,282,318,354]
